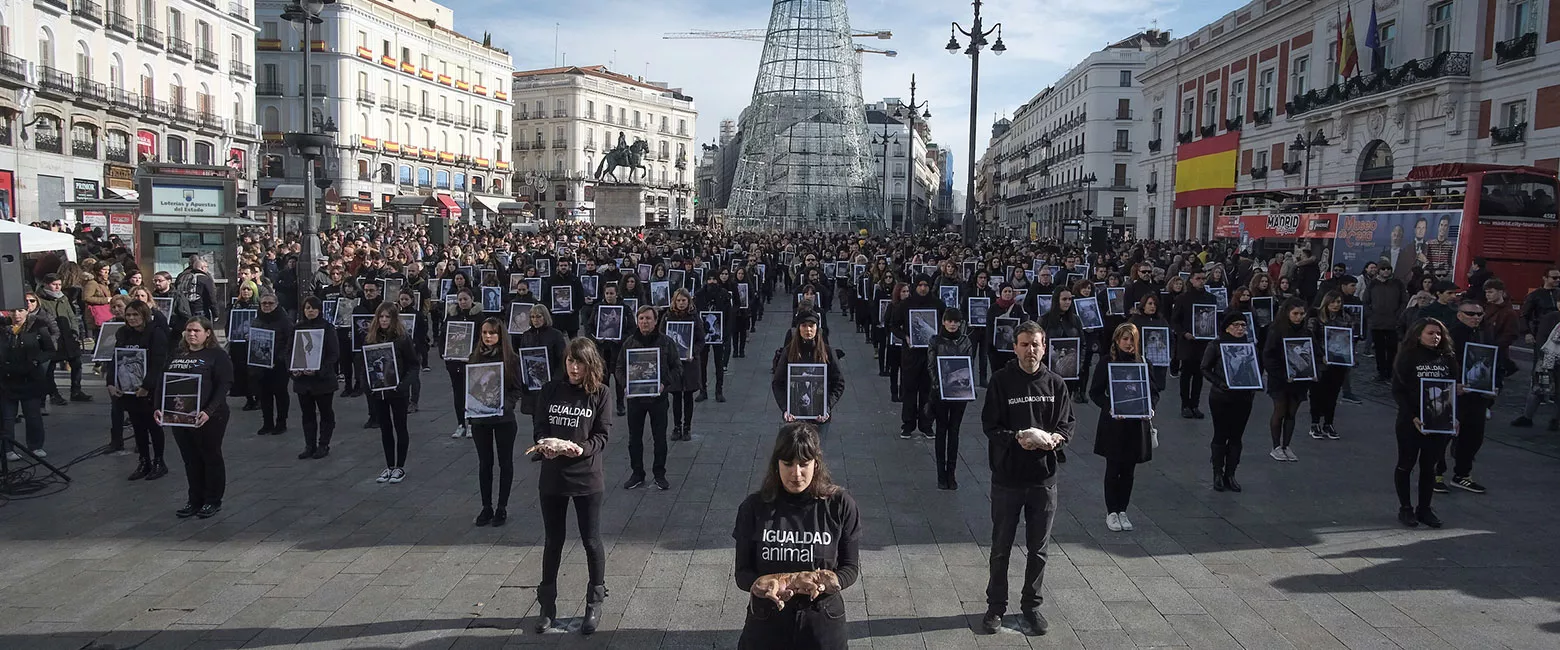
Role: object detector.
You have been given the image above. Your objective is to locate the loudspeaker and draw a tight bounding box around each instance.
[428,217,447,247]
[1090,226,1109,253]
[0,233,23,311]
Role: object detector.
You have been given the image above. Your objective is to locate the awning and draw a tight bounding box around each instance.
[435,194,461,217]
[104,187,139,200]
[388,195,438,211]
[268,184,306,200]
[471,194,506,213]
[497,201,532,215]
[0,219,79,261]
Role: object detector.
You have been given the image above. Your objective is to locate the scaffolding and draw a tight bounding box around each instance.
[727,0,885,234]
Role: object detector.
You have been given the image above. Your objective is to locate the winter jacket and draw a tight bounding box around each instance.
[0,317,58,399]
[926,328,975,401]
[1365,278,1409,330]
[770,334,845,416]
[1200,332,1259,402]
[108,319,168,399]
[614,328,684,399]
[1087,354,1156,464]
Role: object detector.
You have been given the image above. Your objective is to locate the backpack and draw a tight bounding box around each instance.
[175,271,202,316]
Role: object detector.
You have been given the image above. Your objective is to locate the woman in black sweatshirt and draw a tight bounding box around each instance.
[771,311,845,439]
[732,422,861,650]
[468,317,523,527]
[156,317,234,519]
[926,307,974,489]
[292,296,339,459]
[249,292,293,436]
[532,337,612,635]
[1200,312,1259,492]
[1261,298,1312,463]
[365,302,417,484]
[1390,317,1458,529]
[109,300,169,481]
[1089,323,1160,533]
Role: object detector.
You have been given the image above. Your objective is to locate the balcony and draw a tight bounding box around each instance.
[167,36,191,59]
[74,78,109,105]
[138,25,163,48]
[195,47,218,69]
[1249,166,1268,179]
[380,97,398,112]
[72,135,98,158]
[0,52,28,86]
[1108,178,1133,191]
[583,141,596,152]
[141,98,170,121]
[455,115,470,128]
[170,105,196,125]
[228,60,251,80]
[1490,122,1527,146]
[199,112,224,132]
[1176,130,1194,144]
[109,88,140,114]
[436,110,453,124]
[1112,141,1132,153]
[1224,116,1244,132]
[1286,51,1471,117]
[1495,32,1538,66]
[494,124,507,136]
[1281,160,1303,175]
[35,128,62,154]
[473,119,489,131]
[398,102,416,116]
[71,0,103,25]
[296,83,326,97]
[1199,124,1217,138]
[354,90,376,105]
[35,0,67,13]
[1253,107,1273,125]
[106,10,134,38]
[38,66,75,98]
[530,140,544,150]
[554,109,567,118]
[1147,138,1162,153]
[227,1,249,21]
[514,141,529,151]
[232,121,258,140]
[420,105,437,121]
[1114,109,1133,120]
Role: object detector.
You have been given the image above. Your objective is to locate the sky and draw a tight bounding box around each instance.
[445,0,1238,190]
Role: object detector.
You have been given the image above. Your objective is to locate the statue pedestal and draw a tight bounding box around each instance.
[594,183,649,227]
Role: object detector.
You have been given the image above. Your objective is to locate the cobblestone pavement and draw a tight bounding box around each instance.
[1,304,1559,649]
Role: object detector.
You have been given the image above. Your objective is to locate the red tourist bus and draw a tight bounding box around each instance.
[1216,163,1560,300]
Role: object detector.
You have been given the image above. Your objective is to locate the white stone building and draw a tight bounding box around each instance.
[0,0,261,223]
[254,0,512,220]
[508,65,696,225]
[864,99,939,232]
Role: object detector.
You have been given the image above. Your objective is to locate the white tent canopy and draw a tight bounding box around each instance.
[0,219,79,261]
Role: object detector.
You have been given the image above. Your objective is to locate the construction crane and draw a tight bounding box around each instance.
[664,29,897,57]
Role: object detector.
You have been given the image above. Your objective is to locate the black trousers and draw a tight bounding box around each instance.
[337,333,356,391]
[970,330,990,382]
[1395,416,1450,509]
[930,401,965,477]
[1103,459,1137,513]
[1309,366,1347,425]
[0,396,45,450]
[899,358,932,433]
[297,392,336,448]
[1436,396,1487,479]
[110,395,126,448]
[627,394,669,478]
[699,345,728,392]
[1209,394,1252,475]
[172,411,229,507]
[738,594,848,650]
[446,363,467,425]
[470,419,517,509]
[986,483,1057,613]
[124,398,164,460]
[256,377,290,427]
[539,492,606,590]
[1179,365,1205,409]
[1371,329,1399,379]
[671,390,696,430]
[372,391,410,468]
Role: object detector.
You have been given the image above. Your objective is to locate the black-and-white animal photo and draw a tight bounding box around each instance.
[551,286,573,314]
[1075,296,1105,330]
[939,285,959,308]
[1049,337,1081,380]
[908,309,938,348]
[596,305,624,341]
[291,329,324,371]
[518,346,551,391]
[1108,363,1151,418]
[1283,337,1316,381]
[1324,326,1354,366]
[937,356,976,401]
[508,302,534,335]
[626,347,661,398]
[443,320,475,360]
[351,314,374,351]
[650,281,671,308]
[1420,377,1457,434]
[247,327,275,369]
[464,361,505,419]
[1192,304,1218,340]
[967,298,990,327]
[363,342,399,392]
[1463,343,1498,395]
[993,317,1018,352]
[481,286,503,313]
[1252,296,1274,329]
[665,320,694,360]
[227,309,255,344]
[160,373,202,427]
[1220,342,1262,390]
[582,275,599,300]
[1210,286,1229,311]
[114,348,145,394]
[701,311,724,345]
[787,363,828,420]
[1106,287,1126,316]
[1142,327,1171,367]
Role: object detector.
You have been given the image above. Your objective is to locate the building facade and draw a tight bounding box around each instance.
[509,65,696,225]
[864,100,939,232]
[1137,0,1560,241]
[255,0,513,221]
[1,0,260,224]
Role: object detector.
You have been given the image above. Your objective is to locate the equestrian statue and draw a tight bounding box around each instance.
[594,134,650,184]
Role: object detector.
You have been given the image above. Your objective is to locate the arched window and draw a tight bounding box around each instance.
[454,173,466,191]
[33,114,63,154]
[398,164,412,184]
[435,170,450,189]
[377,162,391,183]
[110,54,124,90]
[262,106,280,132]
[440,130,448,151]
[472,177,484,192]
[194,140,213,165]
[38,27,55,69]
[70,122,98,158]
[105,130,131,163]
[417,167,431,187]
[166,134,187,163]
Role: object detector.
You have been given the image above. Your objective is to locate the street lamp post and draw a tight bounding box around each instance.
[948,0,1005,245]
[281,0,337,280]
[871,122,898,231]
[894,75,930,234]
[1291,130,1330,188]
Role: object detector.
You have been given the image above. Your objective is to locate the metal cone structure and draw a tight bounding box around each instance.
[727,0,885,233]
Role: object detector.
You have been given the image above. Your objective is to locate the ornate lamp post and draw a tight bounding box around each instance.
[948,0,1005,244]
[893,75,930,234]
[281,0,336,276]
[871,122,899,231]
[1291,130,1330,187]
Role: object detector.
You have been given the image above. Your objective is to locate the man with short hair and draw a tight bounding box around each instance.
[1434,299,1493,495]
[979,321,1073,637]
[1366,264,1408,381]
[175,254,218,322]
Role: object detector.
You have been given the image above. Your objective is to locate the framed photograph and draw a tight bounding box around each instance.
[1420,378,1457,434]
[321,299,339,326]
[227,309,256,343]
[523,277,543,298]
[113,347,146,394]
[441,278,455,299]
[398,314,416,335]
[1093,282,1107,300]
[443,320,475,360]
[1049,337,1081,380]
[823,262,837,280]
[152,296,174,321]
[464,361,506,419]
[1075,296,1105,330]
[1210,286,1229,311]
[1323,326,1355,366]
[787,363,829,420]
[1342,304,1365,339]
[962,260,976,279]
[362,342,400,392]
[650,281,671,308]
[700,311,725,345]
[333,298,356,329]
[92,321,125,362]
[1106,287,1126,316]
[1219,342,1263,390]
[1243,312,1257,343]
[1462,342,1498,395]
[1283,337,1317,381]
[756,263,766,283]
[626,347,662,398]
[1142,326,1172,367]
[908,309,938,348]
[291,329,325,371]
[668,269,685,290]
[459,265,475,282]
[993,316,1019,352]
[247,327,275,369]
[1076,264,1091,279]
[936,356,976,401]
[507,302,534,335]
[637,263,653,282]
[938,285,959,308]
[1067,273,1083,286]
[582,275,599,300]
[1192,304,1218,340]
[877,299,890,326]
[350,314,374,352]
[536,258,552,278]
[665,320,694,360]
[508,274,525,294]
[1251,296,1275,329]
[1027,293,1047,317]
[967,297,991,327]
[480,268,498,287]
[737,283,750,308]
[623,297,639,315]
[160,372,202,428]
[1108,363,1152,418]
[855,263,867,285]
[496,252,513,269]
[481,286,503,313]
[382,278,404,302]
[518,346,551,391]
[550,286,573,314]
[596,305,624,341]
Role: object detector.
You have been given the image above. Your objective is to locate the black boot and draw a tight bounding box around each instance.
[146,459,168,481]
[1224,472,1242,492]
[534,585,559,633]
[715,373,726,402]
[581,584,607,635]
[695,389,708,403]
[242,396,259,411]
[1213,468,1227,492]
[128,457,151,481]
[272,420,288,436]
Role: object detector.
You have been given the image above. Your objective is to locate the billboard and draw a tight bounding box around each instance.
[149,185,224,217]
[1331,210,1460,281]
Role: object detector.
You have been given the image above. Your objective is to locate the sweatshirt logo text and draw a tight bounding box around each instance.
[547,402,594,429]
[759,527,831,562]
[1007,395,1055,405]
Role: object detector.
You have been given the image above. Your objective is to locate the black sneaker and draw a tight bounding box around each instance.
[491,508,507,526]
[176,503,198,518]
[49,394,68,406]
[195,504,221,519]
[1511,415,1534,428]
[654,476,670,491]
[1432,476,1449,494]
[1451,476,1487,494]
[1021,608,1049,636]
[1323,424,1340,440]
[899,430,912,440]
[312,446,330,459]
[1339,393,1362,405]
[978,611,1002,635]
[70,391,94,402]
[1181,407,1196,419]
[298,447,317,460]
[1308,424,1325,440]
[1192,409,1206,419]
[622,474,645,490]
[474,507,493,526]
[1416,507,1443,528]
[1398,506,1419,528]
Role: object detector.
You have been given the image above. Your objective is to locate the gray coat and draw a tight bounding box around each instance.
[1365,277,1408,330]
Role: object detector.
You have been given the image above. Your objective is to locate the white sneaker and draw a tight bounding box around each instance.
[463,428,472,438]
[1117,512,1133,531]
[1106,512,1122,532]
[31,449,45,459]
[376,468,393,483]
[4,452,19,462]
[1270,447,1286,462]
[388,468,405,483]
[1283,447,1298,462]
[452,424,465,438]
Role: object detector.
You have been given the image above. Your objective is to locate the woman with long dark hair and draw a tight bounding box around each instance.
[771,312,845,438]
[468,317,522,526]
[532,338,612,635]
[926,307,972,489]
[1263,298,1312,462]
[445,288,483,438]
[1090,323,1159,532]
[108,299,168,478]
[227,283,259,411]
[365,302,416,484]
[989,284,1028,374]
[1128,293,1171,407]
[733,422,860,650]
[292,296,339,459]
[1308,291,1348,440]
[1040,286,1085,398]
[1391,317,1458,528]
[155,317,233,519]
[661,288,706,441]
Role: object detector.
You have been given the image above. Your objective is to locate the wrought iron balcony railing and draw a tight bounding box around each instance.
[1490,122,1527,146]
[1286,51,1471,117]
[1495,32,1537,65]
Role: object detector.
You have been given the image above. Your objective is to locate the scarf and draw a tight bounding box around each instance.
[995,297,1015,311]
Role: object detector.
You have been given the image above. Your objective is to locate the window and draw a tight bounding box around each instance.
[1290,56,1309,96]
[1119,70,1132,87]
[1326,40,1339,79]
[1258,68,1275,111]
[1115,129,1130,149]
[400,47,410,64]
[358,31,367,48]
[1113,163,1128,186]
[1151,108,1163,140]
[166,134,187,163]
[678,119,687,136]
[1203,89,1219,126]
[1116,98,1131,119]
[1180,97,1194,132]
[398,165,411,184]
[1429,2,1454,54]
[1378,21,1397,68]
[1509,0,1533,38]
[261,22,278,40]
[1254,149,1269,168]
[381,39,390,56]
[1229,79,1246,119]
[586,101,595,120]
[1112,197,1127,218]
[230,34,243,64]
[1503,100,1527,127]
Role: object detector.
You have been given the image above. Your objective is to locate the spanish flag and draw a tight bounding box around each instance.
[1173,131,1240,209]
[1340,5,1360,78]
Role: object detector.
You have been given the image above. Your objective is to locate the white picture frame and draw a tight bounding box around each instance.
[291,329,325,372]
[160,372,202,428]
[1033,294,1051,316]
[550,286,573,314]
[938,285,959,308]
[1142,326,1171,367]
[967,297,991,327]
[443,320,475,360]
[362,342,400,392]
[908,309,938,348]
[321,299,339,326]
[152,296,174,321]
[481,286,503,313]
[1220,342,1263,390]
[350,314,374,352]
[1462,342,1498,395]
[582,274,599,300]
[993,316,1019,352]
[113,347,146,394]
[625,347,661,398]
[1342,304,1364,339]
[518,346,551,391]
[1108,363,1152,418]
[595,305,624,341]
[1251,296,1275,329]
[1106,287,1126,316]
[1323,326,1355,366]
[227,308,256,344]
[1420,377,1457,434]
[508,302,534,335]
[1210,286,1229,311]
[1075,296,1105,330]
[700,311,725,345]
[1049,337,1081,380]
[936,356,976,401]
[247,327,275,369]
[1282,337,1317,381]
[787,363,829,420]
[650,281,671,308]
[92,321,125,362]
[665,320,694,361]
[1192,304,1218,340]
[333,298,356,329]
[464,361,505,419]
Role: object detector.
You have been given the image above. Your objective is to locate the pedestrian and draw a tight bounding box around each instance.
[1366,264,1408,381]
[396,289,428,411]
[1307,291,1348,440]
[1201,312,1258,492]
[1391,317,1458,528]
[695,271,733,403]
[468,317,522,526]
[1039,286,1085,399]
[1,308,57,461]
[772,311,844,437]
[228,282,259,412]
[926,307,973,489]
[732,422,860,650]
[660,289,705,441]
[966,270,996,386]
[979,321,1074,637]
[882,281,909,401]
[365,302,416,484]
[1090,322,1159,532]
[291,296,339,459]
[584,282,626,416]
[1435,299,1493,495]
[890,276,944,438]
[35,274,90,405]
[156,317,234,519]
[1262,298,1311,462]
[532,337,612,635]
[445,288,482,438]
[249,291,293,435]
[1172,270,1216,418]
[351,279,385,427]
[989,284,1028,373]
[516,305,567,417]
[615,305,682,491]
[108,300,168,479]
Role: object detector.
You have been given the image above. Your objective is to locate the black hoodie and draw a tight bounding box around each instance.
[770,333,845,415]
[1391,341,1457,415]
[980,358,1076,487]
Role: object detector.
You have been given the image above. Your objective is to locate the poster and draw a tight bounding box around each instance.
[247,327,275,369]
[1462,342,1498,395]
[1324,326,1354,366]
[160,372,202,427]
[113,348,146,394]
[464,362,505,418]
[1075,296,1104,330]
[908,309,938,348]
[228,309,256,343]
[1332,210,1460,283]
[665,320,694,360]
[363,342,399,391]
[1106,287,1126,316]
[700,311,724,345]
[650,281,671,308]
[1420,377,1457,434]
[1282,337,1316,381]
[787,363,829,420]
[1049,337,1080,380]
[551,286,573,314]
[1192,304,1218,340]
[1220,342,1262,390]
[1142,326,1171,367]
[595,305,623,340]
[351,314,373,351]
[993,316,1018,352]
[626,347,661,398]
[518,346,551,391]
[443,320,474,360]
[92,322,125,362]
[481,286,503,312]
[938,285,959,308]
[1108,363,1151,418]
[967,297,990,327]
[936,356,976,401]
[291,329,324,371]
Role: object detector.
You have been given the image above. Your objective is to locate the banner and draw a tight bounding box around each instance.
[1214,213,1338,240]
[1331,210,1460,280]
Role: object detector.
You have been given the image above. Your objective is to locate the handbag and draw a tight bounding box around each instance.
[88,303,114,328]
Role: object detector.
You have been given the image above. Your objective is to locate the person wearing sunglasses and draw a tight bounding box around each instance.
[1434,299,1494,496]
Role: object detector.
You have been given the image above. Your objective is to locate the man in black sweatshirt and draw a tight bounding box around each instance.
[979,321,1075,637]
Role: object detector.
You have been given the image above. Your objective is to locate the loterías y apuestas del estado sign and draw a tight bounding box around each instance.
[150,185,223,217]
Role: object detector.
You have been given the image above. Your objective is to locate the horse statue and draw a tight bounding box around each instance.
[594,139,649,183]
